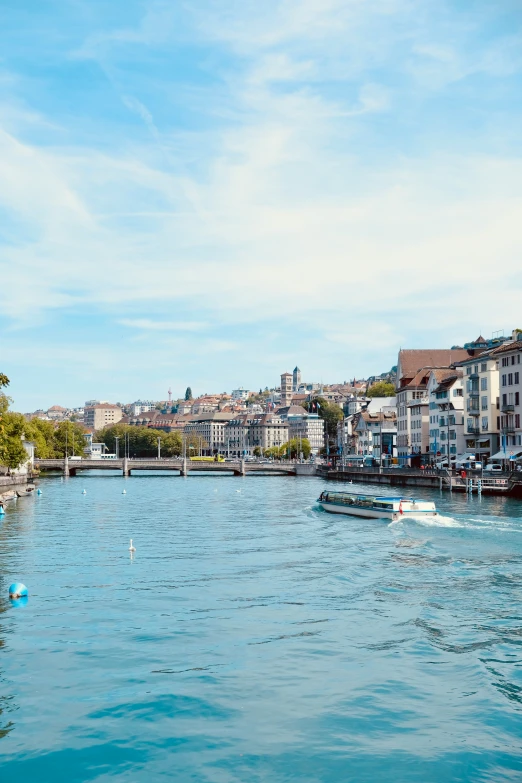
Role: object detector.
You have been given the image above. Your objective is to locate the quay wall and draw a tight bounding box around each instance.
[319,467,443,489]
[0,474,36,489]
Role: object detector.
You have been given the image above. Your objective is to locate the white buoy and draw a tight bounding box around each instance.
[236,489,241,493]
[122,489,127,494]
[82,489,87,495]
[129,539,136,552]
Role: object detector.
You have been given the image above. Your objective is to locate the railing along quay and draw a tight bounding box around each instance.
[319,465,522,496]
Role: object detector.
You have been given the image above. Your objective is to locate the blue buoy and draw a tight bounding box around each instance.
[0,506,5,516]
[9,582,28,598]
[37,488,42,495]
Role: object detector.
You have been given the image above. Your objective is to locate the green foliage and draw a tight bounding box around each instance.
[0,411,29,469]
[366,381,396,398]
[301,397,343,439]
[185,387,192,401]
[96,424,198,458]
[0,373,9,389]
[264,438,311,460]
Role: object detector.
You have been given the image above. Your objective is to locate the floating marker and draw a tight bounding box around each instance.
[9,582,28,598]
[82,489,87,495]
[37,488,42,495]
[0,506,5,516]
[129,539,136,552]
[122,489,127,494]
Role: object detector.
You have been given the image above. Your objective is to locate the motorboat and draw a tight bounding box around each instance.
[317,490,437,521]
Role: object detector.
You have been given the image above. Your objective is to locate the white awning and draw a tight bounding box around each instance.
[490,449,522,460]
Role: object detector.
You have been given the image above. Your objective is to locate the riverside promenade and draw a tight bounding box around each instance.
[34,457,317,478]
[318,464,522,497]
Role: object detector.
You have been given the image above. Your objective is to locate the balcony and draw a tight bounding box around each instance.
[467,426,480,435]
[467,408,480,416]
[469,389,480,398]
[502,426,515,434]
[469,372,479,380]
[501,404,515,413]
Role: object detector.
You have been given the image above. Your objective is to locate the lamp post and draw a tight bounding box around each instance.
[157,437,161,459]
[115,437,120,459]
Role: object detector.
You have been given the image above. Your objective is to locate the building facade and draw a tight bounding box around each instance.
[427,370,465,460]
[280,373,293,407]
[84,404,123,431]
[458,351,502,462]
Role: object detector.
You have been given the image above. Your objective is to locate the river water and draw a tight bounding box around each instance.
[1,473,522,782]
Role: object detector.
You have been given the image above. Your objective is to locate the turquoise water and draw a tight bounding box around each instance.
[1,473,522,782]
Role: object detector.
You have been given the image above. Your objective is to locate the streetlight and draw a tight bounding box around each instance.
[157,437,161,460]
[115,437,120,459]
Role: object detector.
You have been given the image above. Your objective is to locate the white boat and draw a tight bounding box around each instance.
[317,490,437,521]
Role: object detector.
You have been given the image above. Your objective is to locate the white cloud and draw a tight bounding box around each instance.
[119,319,208,331]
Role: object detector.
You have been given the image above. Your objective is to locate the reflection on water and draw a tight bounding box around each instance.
[1,474,522,781]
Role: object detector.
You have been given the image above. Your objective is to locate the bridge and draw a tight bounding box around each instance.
[34,458,317,477]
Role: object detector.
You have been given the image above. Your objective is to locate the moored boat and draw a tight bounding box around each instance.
[317,490,437,521]
[16,485,36,498]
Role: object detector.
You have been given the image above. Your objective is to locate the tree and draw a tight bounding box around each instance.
[301,397,343,440]
[53,421,88,457]
[185,387,192,401]
[366,381,396,398]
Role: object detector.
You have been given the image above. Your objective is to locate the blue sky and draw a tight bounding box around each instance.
[1,0,522,410]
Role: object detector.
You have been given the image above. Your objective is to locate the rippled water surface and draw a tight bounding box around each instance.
[1,473,522,782]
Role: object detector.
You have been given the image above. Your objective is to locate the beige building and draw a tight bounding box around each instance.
[280,372,293,406]
[84,404,123,431]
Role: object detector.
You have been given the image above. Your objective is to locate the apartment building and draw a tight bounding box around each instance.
[351,410,397,459]
[396,348,468,464]
[493,336,522,458]
[280,372,293,406]
[427,369,465,460]
[458,351,502,462]
[183,412,234,454]
[84,403,123,431]
[249,414,289,453]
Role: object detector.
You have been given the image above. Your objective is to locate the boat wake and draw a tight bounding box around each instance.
[389,514,461,528]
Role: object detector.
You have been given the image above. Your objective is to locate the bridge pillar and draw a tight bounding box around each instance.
[123,458,130,477]
[180,459,188,476]
[64,457,70,477]
[239,459,246,476]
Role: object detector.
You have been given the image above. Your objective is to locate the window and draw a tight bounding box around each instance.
[482,417,488,431]
[450,430,456,440]
[516,392,520,406]
[466,367,471,376]
[481,377,488,391]
[512,356,517,366]
[516,372,520,385]
[481,396,488,410]
[503,393,507,406]
[509,373,513,385]
[502,357,509,367]
[474,365,478,374]
[454,388,463,397]
[481,363,487,372]
[502,374,507,386]
[516,414,521,429]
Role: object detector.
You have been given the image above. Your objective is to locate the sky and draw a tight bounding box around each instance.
[1,0,522,411]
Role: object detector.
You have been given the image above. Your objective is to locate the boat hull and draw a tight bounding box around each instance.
[319,501,398,520]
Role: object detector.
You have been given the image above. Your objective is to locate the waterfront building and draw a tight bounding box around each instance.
[183,412,234,454]
[427,370,465,461]
[84,403,123,431]
[248,414,289,453]
[396,348,469,464]
[457,348,505,462]
[279,405,324,455]
[351,410,397,460]
[496,336,522,456]
[224,413,258,457]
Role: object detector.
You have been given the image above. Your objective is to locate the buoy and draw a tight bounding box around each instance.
[37,488,42,495]
[82,489,87,495]
[129,539,136,552]
[0,506,5,516]
[236,489,241,493]
[122,489,126,494]
[9,582,28,598]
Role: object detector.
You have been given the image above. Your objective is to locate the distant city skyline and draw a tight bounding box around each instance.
[1,1,521,410]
